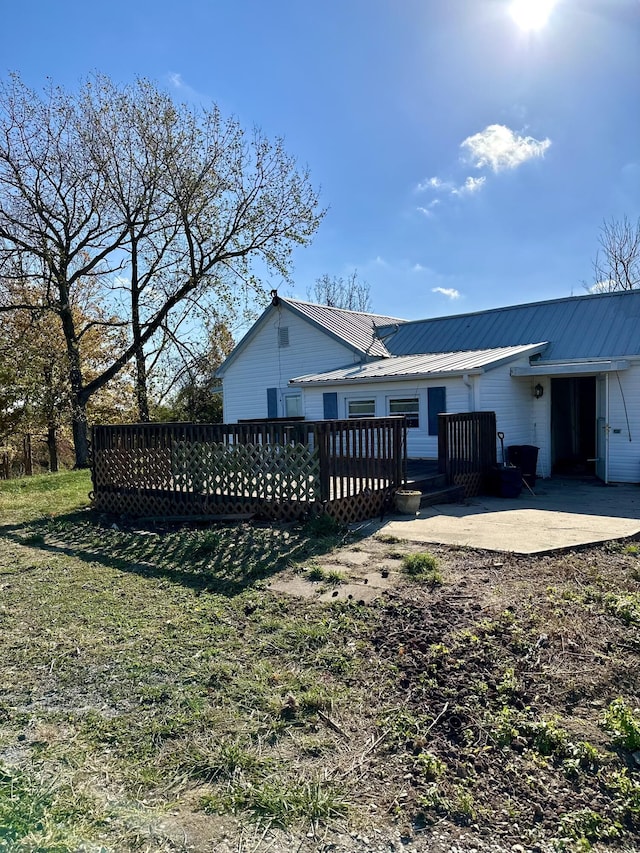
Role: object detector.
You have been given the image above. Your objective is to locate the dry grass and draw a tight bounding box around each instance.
[0,471,638,852]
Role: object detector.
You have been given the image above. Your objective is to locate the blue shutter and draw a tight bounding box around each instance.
[428,387,446,435]
[267,388,278,419]
[323,392,338,420]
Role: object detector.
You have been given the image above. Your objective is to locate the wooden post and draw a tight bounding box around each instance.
[316,423,330,502]
[392,419,404,488]
[438,413,448,477]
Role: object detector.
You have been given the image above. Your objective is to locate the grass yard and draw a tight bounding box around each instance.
[0,470,92,524]
[0,471,638,852]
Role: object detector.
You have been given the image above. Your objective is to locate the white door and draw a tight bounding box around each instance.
[595,374,609,483]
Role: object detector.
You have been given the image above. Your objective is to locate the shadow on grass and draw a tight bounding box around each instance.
[0,511,350,597]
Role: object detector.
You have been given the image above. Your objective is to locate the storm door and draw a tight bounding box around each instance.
[550,376,597,476]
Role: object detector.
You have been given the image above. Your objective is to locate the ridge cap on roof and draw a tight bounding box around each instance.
[391,288,640,329]
[280,296,406,323]
[365,341,549,359]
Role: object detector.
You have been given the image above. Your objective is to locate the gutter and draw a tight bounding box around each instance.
[289,368,485,387]
[511,359,630,377]
[463,372,474,409]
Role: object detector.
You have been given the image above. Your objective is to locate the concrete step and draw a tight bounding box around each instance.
[419,484,465,508]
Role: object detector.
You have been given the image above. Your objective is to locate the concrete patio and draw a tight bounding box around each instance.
[360,477,640,555]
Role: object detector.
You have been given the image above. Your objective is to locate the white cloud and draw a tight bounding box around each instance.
[452,176,486,195]
[416,176,448,193]
[432,287,460,300]
[416,199,441,217]
[167,72,209,104]
[461,124,551,172]
[416,175,485,209]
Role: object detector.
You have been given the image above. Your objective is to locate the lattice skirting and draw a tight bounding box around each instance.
[324,490,388,525]
[92,487,320,522]
[92,485,390,524]
[453,471,484,498]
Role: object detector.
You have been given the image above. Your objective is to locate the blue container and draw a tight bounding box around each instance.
[490,466,522,498]
[507,445,539,486]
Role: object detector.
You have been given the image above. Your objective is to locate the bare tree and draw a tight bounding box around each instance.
[308,270,372,312]
[591,215,640,292]
[0,74,322,465]
[152,317,234,423]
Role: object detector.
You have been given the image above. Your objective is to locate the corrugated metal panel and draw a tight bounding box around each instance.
[221,306,359,422]
[384,291,640,361]
[284,298,405,357]
[291,343,547,384]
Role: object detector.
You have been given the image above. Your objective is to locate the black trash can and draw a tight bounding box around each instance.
[507,445,539,486]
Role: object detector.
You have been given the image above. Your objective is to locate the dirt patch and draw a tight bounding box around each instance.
[0,511,638,852]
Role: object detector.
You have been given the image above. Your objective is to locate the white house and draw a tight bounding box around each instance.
[216,290,640,484]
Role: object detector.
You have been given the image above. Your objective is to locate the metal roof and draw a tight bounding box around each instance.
[290,343,547,385]
[283,298,405,358]
[216,297,405,377]
[378,290,640,361]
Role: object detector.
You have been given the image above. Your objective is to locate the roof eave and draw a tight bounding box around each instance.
[512,358,630,376]
[215,303,275,378]
[290,367,485,387]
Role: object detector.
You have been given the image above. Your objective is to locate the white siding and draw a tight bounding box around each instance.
[221,305,358,422]
[302,377,470,458]
[478,362,640,483]
[607,364,640,483]
[477,359,549,475]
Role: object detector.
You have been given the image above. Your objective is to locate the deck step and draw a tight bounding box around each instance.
[409,473,449,492]
[419,484,465,508]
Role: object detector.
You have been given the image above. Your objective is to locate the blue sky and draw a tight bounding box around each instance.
[1,0,638,320]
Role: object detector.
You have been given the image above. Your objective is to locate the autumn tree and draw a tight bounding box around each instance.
[591,215,640,292]
[0,277,136,470]
[0,73,322,466]
[0,307,68,471]
[308,270,372,311]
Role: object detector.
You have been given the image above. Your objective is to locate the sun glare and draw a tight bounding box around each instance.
[509,0,556,31]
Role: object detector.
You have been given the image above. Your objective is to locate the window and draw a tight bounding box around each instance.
[389,397,420,428]
[278,326,289,347]
[347,399,375,419]
[284,394,302,418]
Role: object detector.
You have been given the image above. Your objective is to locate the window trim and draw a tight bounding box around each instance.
[346,398,376,419]
[387,396,420,429]
[284,393,303,418]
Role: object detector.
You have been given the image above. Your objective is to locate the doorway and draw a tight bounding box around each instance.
[551,376,596,476]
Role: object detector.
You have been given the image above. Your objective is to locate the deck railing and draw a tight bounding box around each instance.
[91,418,406,523]
[438,411,497,497]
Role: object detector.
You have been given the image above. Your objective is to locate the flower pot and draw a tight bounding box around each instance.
[394,489,422,515]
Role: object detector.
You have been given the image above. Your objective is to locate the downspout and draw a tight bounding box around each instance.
[605,373,610,484]
[463,373,474,410]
